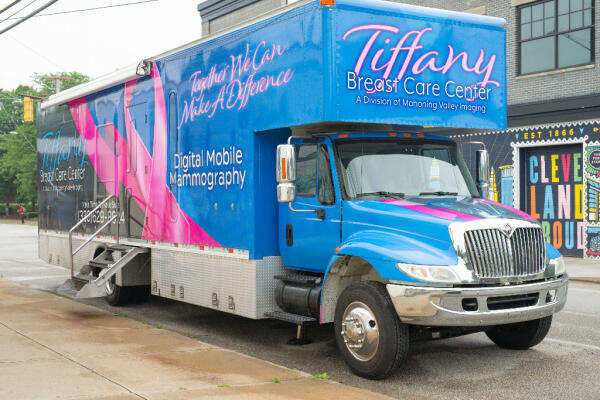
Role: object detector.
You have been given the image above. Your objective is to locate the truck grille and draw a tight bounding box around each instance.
[464,227,546,279]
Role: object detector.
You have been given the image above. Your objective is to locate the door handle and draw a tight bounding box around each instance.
[286,224,293,246]
[315,209,325,220]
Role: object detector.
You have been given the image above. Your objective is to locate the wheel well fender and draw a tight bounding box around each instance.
[338,230,457,275]
[320,255,386,324]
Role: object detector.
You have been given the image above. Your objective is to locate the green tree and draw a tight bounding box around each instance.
[0,84,36,135]
[0,123,36,207]
[33,72,90,96]
[0,142,17,209]
[0,72,90,212]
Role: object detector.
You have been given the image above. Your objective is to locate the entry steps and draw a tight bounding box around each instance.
[264,311,317,326]
[265,273,320,325]
[59,245,148,299]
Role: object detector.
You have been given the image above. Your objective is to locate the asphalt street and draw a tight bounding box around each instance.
[2,224,599,400]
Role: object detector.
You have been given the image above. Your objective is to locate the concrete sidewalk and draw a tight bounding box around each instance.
[566,257,600,284]
[0,279,392,400]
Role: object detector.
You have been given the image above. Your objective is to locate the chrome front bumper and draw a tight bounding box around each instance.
[386,274,568,327]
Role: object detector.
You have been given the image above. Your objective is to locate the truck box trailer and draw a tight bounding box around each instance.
[37,0,567,379]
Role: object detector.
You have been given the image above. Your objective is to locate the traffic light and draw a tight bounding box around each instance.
[23,96,34,122]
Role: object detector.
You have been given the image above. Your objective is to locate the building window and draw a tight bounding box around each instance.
[519,0,594,75]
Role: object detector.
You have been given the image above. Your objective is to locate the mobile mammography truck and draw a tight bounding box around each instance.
[37,0,567,379]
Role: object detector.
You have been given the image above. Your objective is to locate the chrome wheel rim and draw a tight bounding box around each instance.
[340,301,379,362]
[105,277,115,296]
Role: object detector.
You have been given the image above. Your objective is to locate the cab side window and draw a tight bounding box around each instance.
[296,144,317,197]
[318,145,335,205]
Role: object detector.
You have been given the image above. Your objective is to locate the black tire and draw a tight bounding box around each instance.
[105,276,130,306]
[334,281,409,379]
[485,316,552,350]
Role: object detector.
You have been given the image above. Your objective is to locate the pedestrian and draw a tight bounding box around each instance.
[18,204,25,224]
[4,205,8,217]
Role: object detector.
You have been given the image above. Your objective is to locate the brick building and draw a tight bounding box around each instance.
[197,0,600,258]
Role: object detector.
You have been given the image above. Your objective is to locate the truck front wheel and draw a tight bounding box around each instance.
[485,316,552,350]
[334,281,409,379]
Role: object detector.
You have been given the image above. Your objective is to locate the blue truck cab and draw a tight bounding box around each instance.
[37,0,567,380]
[276,130,566,378]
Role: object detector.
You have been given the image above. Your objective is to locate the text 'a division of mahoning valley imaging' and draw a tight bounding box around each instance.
[169,146,246,191]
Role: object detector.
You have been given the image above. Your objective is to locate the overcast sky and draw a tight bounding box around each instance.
[0,0,204,90]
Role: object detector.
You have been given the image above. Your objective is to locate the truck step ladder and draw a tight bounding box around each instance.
[74,245,149,299]
[264,311,317,345]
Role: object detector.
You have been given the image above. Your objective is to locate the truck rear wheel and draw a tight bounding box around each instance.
[334,281,409,379]
[105,276,130,306]
[485,316,552,350]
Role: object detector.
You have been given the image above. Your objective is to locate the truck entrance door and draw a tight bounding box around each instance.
[124,103,148,238]
[279,143,341,272]
[93,123,120,236]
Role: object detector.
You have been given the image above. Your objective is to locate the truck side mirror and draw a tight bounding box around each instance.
[276,144,296,203]
[476,149,490,199]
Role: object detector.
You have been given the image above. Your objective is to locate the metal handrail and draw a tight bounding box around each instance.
[68,195,120,278]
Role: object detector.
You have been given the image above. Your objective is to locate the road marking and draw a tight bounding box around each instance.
[10,275,70,281]
[546,338,600,351]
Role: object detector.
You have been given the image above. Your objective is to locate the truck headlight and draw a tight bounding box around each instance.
[549,256,566,276]
[396,262,460,284]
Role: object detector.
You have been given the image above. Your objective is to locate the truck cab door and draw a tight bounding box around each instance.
[279,142,341,273]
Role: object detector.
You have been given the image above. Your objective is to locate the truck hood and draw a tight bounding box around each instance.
[341,196,537,266]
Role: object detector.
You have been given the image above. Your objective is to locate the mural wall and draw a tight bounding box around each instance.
[584,143,600,258]
[455,120,600,258]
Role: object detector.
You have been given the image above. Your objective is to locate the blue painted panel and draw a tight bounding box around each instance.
[341,200,457,266]
[84,77,156,156]
[252,128,291,259]
[85,86,124,140]
[129,77,156,156]
[331,0,507,129]
[546,243,561,259]
[156,3,325,256]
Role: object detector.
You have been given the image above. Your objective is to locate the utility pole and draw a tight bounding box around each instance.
[42,75,74,93]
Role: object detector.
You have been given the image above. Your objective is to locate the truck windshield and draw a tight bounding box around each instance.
[335,139,479,200]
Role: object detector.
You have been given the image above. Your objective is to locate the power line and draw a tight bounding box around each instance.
[0,0,57,35]
[0,0,23,16]
[1,0,158,21]
[0,0,36,23]
[7,33,66,69]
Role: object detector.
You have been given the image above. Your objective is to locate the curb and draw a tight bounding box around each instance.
[568,277,600,284]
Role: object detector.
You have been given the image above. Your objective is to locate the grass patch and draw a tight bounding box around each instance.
[272,377,280,383]
[179,386,187,391]
[217,384,230,388]
[155,325,162,329]
[312,373,331,380]
[249,352,257,358]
